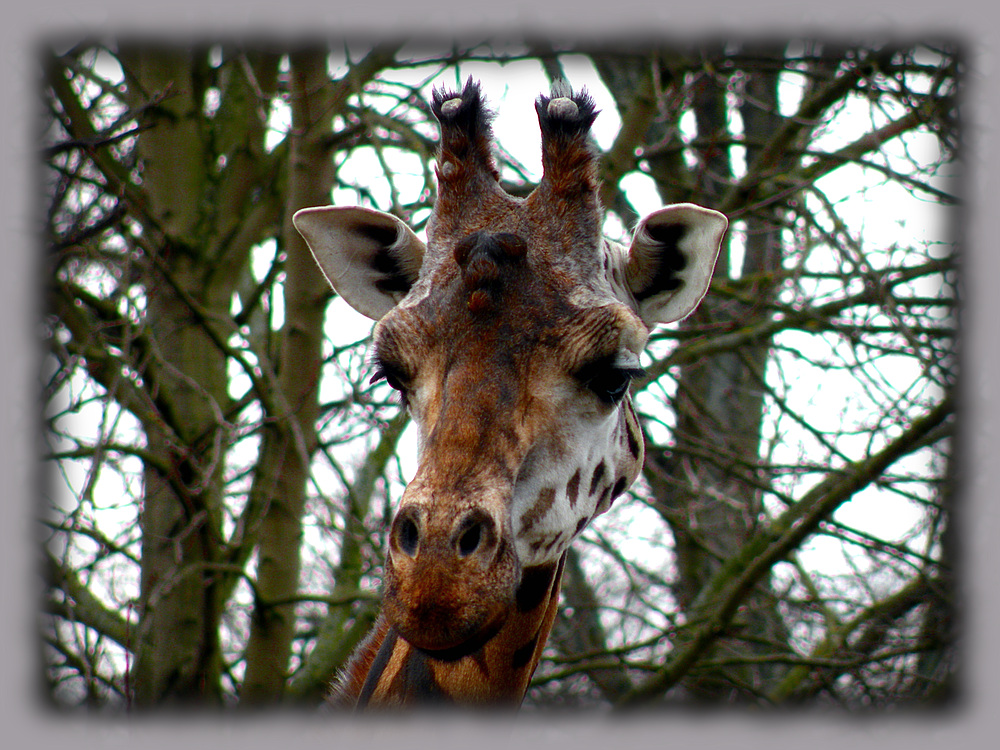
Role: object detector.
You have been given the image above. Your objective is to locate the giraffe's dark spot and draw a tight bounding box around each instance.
[511,631,540,671]
[589,461,607,498]
[516,563,558,612]
[357,626,399,709]
[566,469,581,508]
[596,484,612,513]
[520,487,556,535]
[543,532,565,554]
[611,476,628,504]
[625,413,641,459]
[397,646,449,703]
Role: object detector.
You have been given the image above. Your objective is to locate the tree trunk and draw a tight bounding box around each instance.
[644,44,793,702]
[119,47,229,706]
[240,49,333,703]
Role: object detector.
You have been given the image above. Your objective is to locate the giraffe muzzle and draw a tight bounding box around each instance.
[382,503,522,653]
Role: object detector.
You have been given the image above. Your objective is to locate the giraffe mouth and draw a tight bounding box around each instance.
[405,611,509,661]
[382,570,517,653]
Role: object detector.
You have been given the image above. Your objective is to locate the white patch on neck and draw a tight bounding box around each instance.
[510,403,639,567]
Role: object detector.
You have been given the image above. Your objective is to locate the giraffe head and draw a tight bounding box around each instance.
[294,79,727,659]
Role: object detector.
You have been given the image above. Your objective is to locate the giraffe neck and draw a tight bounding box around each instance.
[334,555,566,708]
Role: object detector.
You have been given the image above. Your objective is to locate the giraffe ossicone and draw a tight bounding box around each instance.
[441,97,465,115]
[547,96,579,118]
[293,78,728,708]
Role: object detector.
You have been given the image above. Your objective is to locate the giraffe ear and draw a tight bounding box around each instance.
[623,203,728,326]
[292,206,426,320]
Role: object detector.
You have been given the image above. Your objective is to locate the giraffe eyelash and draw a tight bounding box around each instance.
[575,355,647,405]
[369,355,411,406]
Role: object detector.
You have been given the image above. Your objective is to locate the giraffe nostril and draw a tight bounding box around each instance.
[399,518,419,555]
[454,510,496,559]
[392,509,421,558]
[457,523,482,557]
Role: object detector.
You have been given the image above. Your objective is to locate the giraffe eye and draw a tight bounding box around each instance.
[370,357,410,402]
[371,366,404,391]
[576,355,646,405]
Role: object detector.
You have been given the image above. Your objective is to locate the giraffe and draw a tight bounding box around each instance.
[292,78,727,708]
